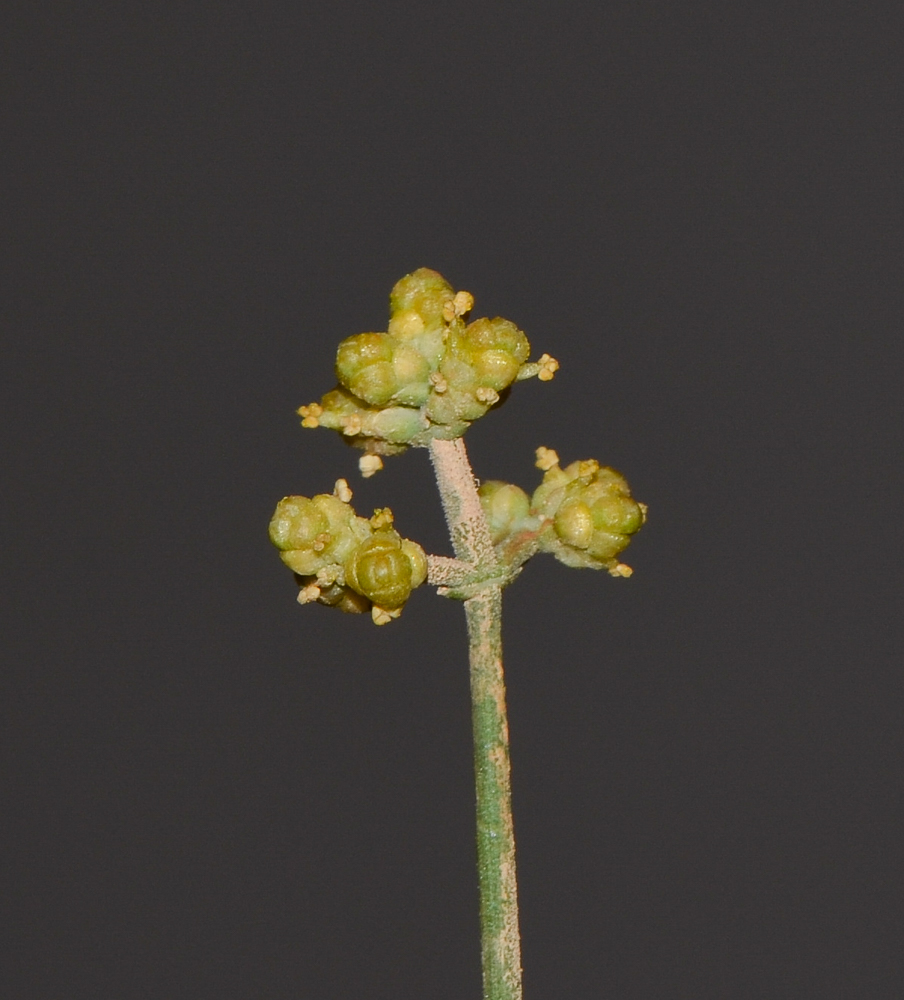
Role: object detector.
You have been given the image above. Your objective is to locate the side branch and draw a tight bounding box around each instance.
[426,554,471,588]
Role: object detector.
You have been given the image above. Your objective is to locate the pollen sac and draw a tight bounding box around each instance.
[300,268,556,456]
[532,455,646,571]
[478,480,532,544]
[269,494,426,623]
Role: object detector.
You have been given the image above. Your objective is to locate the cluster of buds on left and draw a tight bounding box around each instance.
[268,480,427,624]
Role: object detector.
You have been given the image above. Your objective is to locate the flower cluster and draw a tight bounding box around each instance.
[268,481,427,624]
[532,449,647,574]
[476,448,647,576]
[298,268,558,460]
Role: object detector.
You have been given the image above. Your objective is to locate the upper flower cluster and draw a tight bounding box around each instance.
[298,268,558,461]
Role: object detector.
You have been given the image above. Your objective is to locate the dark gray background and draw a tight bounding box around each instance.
[2,2,901,997]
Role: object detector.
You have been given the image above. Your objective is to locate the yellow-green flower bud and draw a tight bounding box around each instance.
[268,496,329,552]
[335,332,399,407]
[464,316,530,361]
[389,268,453,326]
[478,481,532,544]
[590,494,645,536]
[553,499,594,549]
[470,348,523,391]
[459,317,530,391]
[336,332,393,379]
[345,530,424,610]
[269,491,371,577]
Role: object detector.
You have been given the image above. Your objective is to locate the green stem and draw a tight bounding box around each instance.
[465,586,522,1000]
[429,438,523,1000]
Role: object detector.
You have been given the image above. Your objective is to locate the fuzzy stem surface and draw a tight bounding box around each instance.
[429,438,523,1000]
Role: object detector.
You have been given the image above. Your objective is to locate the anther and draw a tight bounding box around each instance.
[537,354,560,381]
[359,454,383,478]
[334,479,353,503]
[297,583,321,604]
[297,402,323,428]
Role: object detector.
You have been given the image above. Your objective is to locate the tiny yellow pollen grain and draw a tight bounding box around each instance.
[429,371,448,393]
[297,583,321,604]
[475,386,500,404]
[312,532,331,552]
[577,459,600,479]
[609,563,633,578]
[442,299,456,322]
[359,454,383,478]
[334,479,353,503]
[535,446,560,470]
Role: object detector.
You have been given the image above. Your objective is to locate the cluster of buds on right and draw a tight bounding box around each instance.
[268,481,427,624]
[532,449,647,575]
[477,448,647,577]
[298,268,559,462]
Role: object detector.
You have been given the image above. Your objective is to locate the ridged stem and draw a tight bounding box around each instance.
[429,438,523,1000]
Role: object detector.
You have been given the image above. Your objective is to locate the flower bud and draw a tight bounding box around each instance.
[336,332,394,380]
[389,268,453,326]
[553,499,594,549]
[268,496,328,552]
[463,317,530,364]
[345,531,421,610]
[269,492,371,576]
[478,481,532,544]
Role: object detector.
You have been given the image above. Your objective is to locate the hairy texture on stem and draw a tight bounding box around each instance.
[466,588,522,1000]
[429,437,522,1000]
[426,554,471,588]
[429,438,498,569]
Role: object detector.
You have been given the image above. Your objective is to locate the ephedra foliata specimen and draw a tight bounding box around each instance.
[270,268,646,1000]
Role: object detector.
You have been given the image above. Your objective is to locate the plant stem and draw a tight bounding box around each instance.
[429,438,523,1000]
[465,586,522,1000]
